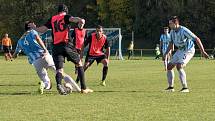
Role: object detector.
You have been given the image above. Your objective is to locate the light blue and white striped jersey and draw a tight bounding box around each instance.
[170,26,197,51]
[15,30,44,64]
[160,33,171,53]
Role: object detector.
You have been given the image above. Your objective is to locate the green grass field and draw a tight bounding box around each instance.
[0,56,214,121]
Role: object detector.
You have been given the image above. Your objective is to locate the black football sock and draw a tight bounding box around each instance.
[102,66,108,81]
[56,72,63,85]
[77,66,86,89]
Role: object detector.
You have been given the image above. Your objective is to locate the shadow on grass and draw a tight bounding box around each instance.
[0,84,37,87]
[94,90,147,93]
[0,91,32,95]
[0,91,57,95]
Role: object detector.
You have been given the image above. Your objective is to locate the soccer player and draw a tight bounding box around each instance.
[13,21,81,94]
[155,44,161,59]
[159,27,172,70]
[28,4,93,94]
[1,33,13,61]
[82,25,110,86]
[127,41,134,60]
[163,16,209,92]
[71,20,86,74]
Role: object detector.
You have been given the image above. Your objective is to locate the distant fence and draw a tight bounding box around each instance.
[111,48,214,59]
[1,48,214,59]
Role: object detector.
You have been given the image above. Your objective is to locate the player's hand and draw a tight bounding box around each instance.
[28,23,36,29]
[202,51,209,59]
[42,49,48,59]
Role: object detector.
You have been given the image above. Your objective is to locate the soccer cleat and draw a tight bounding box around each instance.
[164,87,175,92]
[38,81,45,94]
[180,88,189,93]
[57,84,67,95]
[100,80,106,86]
[64,83,73,94]
[81,88,94,94]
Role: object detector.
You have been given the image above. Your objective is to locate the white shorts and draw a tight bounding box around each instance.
[170,49,195,66]
[32,54,56,87]
[33,54,55,69]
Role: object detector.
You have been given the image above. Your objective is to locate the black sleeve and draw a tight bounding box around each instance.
[104,37,110,49]
[44,18,52,29]
[64,15,71,24]
[84,35,92,47]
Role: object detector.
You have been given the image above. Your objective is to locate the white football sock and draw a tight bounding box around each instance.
[64,74,81,92]
[37,69,51,89]
[167,70,174,87]
[178,69,188,88]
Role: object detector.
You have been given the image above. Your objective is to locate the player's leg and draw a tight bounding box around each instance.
[67,49,93,93]
[128,50,131,60]
[76,55,93,83]
[75,61,93,93]
[177,50,194,92]
[164,51,179,92]
[176,64,188,92]
[33,58,52,94]
[165,63,175,91]
[63,74,81,92]
[53,54,67,95]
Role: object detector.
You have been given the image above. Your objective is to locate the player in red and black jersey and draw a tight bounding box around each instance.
[71,20,86,74]
[28,4,93,94]
[82,25,110,86]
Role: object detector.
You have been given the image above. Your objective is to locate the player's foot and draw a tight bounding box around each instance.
[38,81,45,94]
[57,84,67,95]
[81,88,93,94]
[64,83,73,94]
[180,88,189,93]
[164,87,175,92]
[48,81,52,90]
[100,80,106,86]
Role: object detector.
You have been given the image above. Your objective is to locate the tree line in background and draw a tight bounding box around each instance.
[0,0,215,49]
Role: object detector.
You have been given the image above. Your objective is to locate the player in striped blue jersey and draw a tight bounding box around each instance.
[160,27,172,70]
[13,21,81,94]
[163,16,209,92]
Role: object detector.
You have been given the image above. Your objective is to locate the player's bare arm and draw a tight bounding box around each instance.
[35,35,48,54]
[163,42,173,61]
[195,37,209,59]
[106,47,110,60]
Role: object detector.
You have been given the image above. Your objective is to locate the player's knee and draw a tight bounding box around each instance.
[176,64,183,70]
[167,64,174,70]
[76,60,83,67]
[102,59,108,66]
[56,68,64,74]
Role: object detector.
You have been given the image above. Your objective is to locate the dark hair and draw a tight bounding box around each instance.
[25,20,34,31]
[169,16,179,23]
[58,4,68,13]
[96,25,103,29]
[163,27,169,30]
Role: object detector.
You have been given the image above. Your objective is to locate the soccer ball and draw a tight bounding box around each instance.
[64,83,73,93]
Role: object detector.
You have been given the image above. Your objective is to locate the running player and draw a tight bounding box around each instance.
[163,16,209,92]
[13,21,81,94]
[82,25,110,86]
[28,4,93,94]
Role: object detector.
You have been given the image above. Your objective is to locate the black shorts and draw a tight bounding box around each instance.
[76,49,83,59]
[85,54,106,65]
[52,43,80,69]
[3,46,10,53]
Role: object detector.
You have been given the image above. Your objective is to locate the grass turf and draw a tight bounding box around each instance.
[0,56,214,121]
